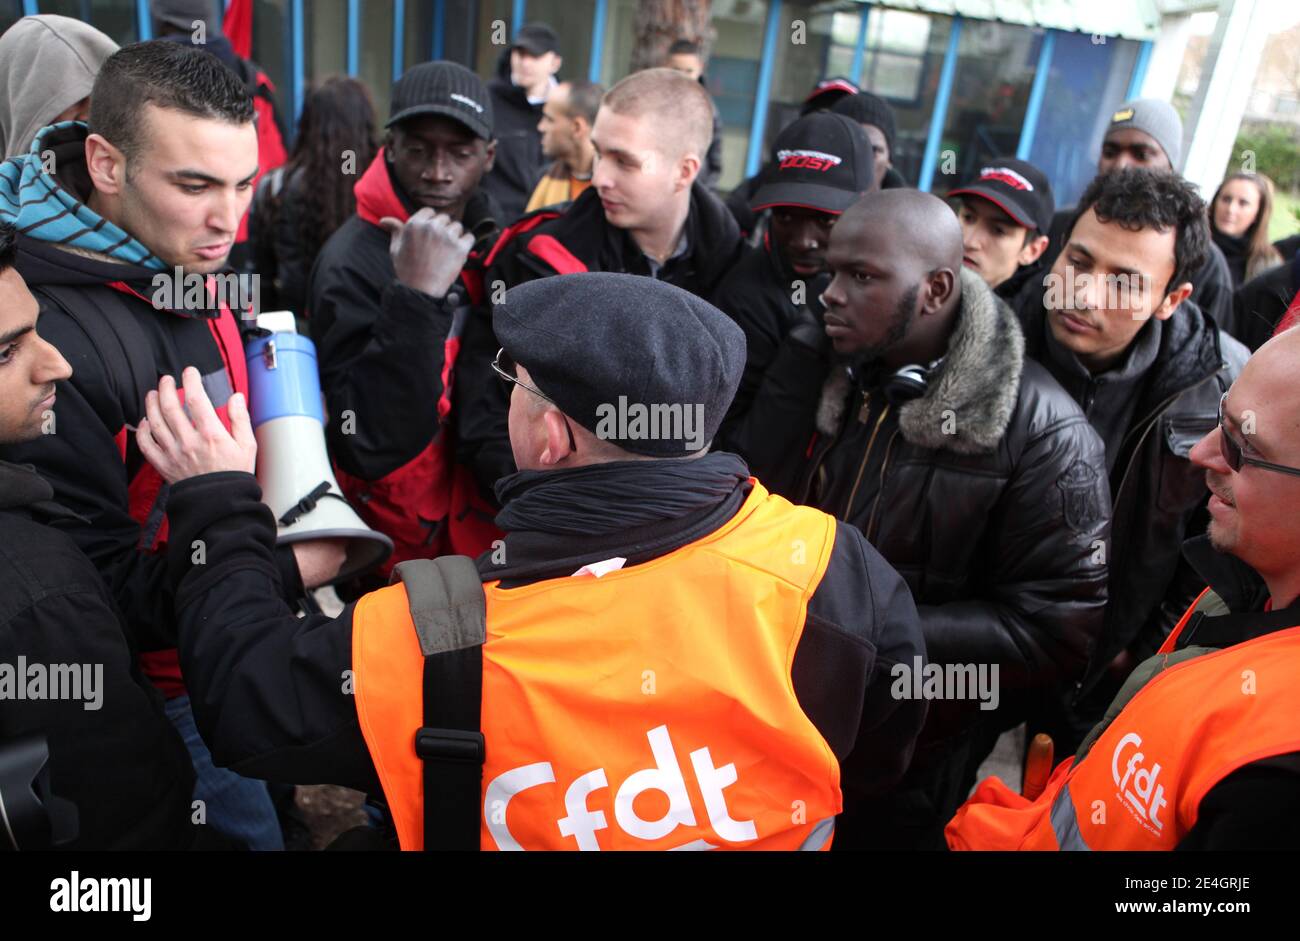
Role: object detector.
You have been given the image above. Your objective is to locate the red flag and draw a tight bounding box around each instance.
[224,0,253,60]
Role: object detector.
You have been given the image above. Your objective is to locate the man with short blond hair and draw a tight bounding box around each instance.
[457,67,743,495]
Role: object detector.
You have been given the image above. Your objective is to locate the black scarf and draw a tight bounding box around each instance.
[494,451,750,537]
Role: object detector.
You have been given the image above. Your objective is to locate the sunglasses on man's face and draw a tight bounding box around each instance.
[1218,392,1300,478]
[491,348,578,453]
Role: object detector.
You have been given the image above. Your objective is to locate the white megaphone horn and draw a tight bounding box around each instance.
[245,311,393,583]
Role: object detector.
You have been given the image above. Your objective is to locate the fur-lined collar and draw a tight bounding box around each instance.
[815,267,1025,454]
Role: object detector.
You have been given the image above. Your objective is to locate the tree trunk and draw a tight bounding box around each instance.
[630,0,714,74]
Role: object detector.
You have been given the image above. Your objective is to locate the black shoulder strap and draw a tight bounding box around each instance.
[392,555,487,851]
[34,283,156,421]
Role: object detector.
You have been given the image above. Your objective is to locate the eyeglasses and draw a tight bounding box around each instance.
[1218,392,1300,478]
[492,348,578,453]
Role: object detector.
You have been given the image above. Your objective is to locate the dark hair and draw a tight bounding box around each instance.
[89,40,254,163]
[0,221,15,274]
[1071,168,1208,295]
[667,39,700,57]
[280,76,377,262]
[561,80,604,126]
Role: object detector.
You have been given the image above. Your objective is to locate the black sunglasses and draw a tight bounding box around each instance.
[1218,392,1300,478]
[492,348,577,453]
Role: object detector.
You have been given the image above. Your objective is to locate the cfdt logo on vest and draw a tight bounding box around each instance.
[484,724,761,850]
[1112,731,1168,834]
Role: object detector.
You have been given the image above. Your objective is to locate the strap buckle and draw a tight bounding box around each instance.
[414,728,485,765]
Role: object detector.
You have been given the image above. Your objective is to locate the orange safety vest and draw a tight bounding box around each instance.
[947,589,1300,850]
[351,481,844,850]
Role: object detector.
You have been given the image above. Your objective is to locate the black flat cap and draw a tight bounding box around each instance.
[494,273,745,456]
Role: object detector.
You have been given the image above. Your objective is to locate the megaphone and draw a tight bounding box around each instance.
[245,311,393,583]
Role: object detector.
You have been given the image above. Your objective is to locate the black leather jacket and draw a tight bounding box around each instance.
[732,270,1111,738]
[1017,293,1249,692]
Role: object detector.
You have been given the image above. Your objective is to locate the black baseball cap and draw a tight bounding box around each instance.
[512,23,560,56]
[948,158,1055,234]
[386,61,494,140]
[801,77,859,115]
[751,113,874,215]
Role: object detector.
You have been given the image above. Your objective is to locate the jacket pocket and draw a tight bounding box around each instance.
[1155,415,1216,514]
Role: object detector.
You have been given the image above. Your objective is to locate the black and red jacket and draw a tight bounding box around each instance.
[4,239,304,700]
[454,182,746,493]
[307,151,503,571]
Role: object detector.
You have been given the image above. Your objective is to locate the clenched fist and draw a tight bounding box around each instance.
[379,208,475,299]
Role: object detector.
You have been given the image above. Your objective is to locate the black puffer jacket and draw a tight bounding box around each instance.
[1017,288,1249,691]
[735,269,1111,730]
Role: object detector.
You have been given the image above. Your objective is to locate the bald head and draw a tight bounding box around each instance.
[841,189,965,273]
[1190,324,1300,607]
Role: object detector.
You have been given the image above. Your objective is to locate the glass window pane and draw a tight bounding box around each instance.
[252,0,292,125]
[761,3,861,164]
[859,10,952,187]
[704,0,769,192]
[1027,32,1139,207]
[472,0,514,83]
[358,0,395,125]
[305,0,346,80]
[0,1,23,37]
[525,0,594,84]
[39,0,139,45]
[931,21,1041,193]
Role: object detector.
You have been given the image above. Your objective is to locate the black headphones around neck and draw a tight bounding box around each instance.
[882,358,944,405]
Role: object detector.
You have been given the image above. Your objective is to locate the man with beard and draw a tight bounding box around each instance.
[736,189,1110,848]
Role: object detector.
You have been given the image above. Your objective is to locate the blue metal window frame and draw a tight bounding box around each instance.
[1016,29,1056,160]
[136,0,152,39]
[589,0,608,83]
[849,2,870,85]
[22,0,36,16]
[347,0,360,75]
[512,0,525,34]
[393,0,406,81]
[432,0,445,59]
[291,0,305,120]
[745,0,783,179]
[1126,39,1153,101]
[918,15,962,193]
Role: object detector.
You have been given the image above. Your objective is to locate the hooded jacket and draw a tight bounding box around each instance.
[308,149,503,567]
[0,462,196,850]
[0,123,304,697]
[1017,282,1249,692]
[0,15,118,159]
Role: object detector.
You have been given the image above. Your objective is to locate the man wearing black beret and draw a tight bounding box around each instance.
[135,272,928,851]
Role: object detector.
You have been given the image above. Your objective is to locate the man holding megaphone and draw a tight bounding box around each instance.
[138,273,928,851]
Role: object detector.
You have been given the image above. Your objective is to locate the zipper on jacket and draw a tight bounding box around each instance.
[843,395,892,521]
[866,428,901,543]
